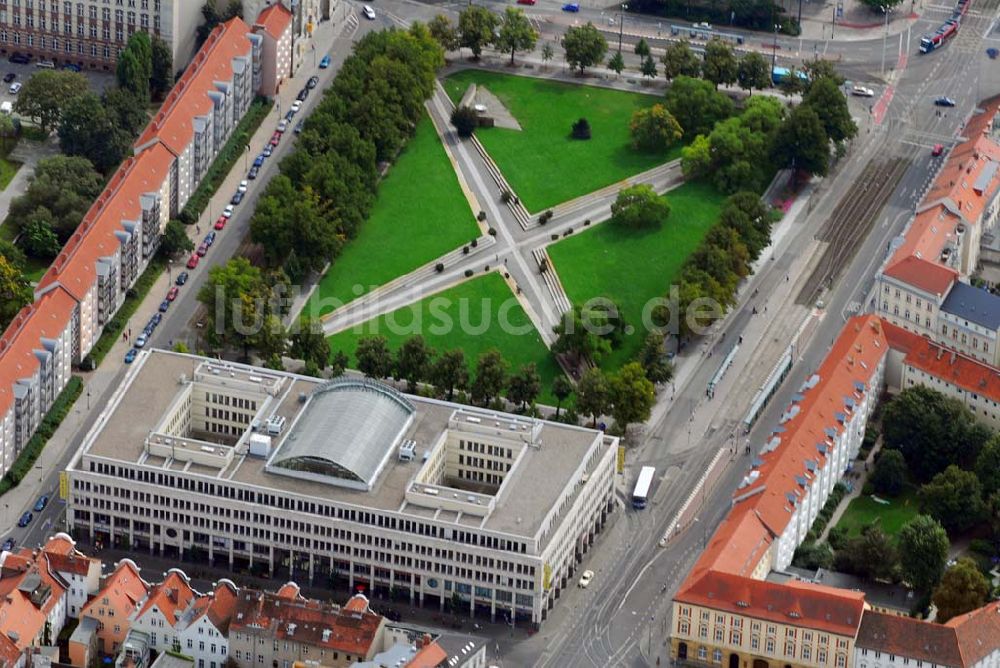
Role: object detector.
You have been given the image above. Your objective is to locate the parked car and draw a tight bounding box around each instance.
[932,143,944,156]
[694,21,712,29]
[17,512,32,528]
[196,243,208,257]
[33,496,48,512]
[269,132,281,147]
[578,570,594,587]
[852,86,875,97]
[363,5,376,19]
[204,231,217,246]
[222,204,234,218]
[262,144,273,158]
[167,286,179,301]
[277,119,289,133]
[186,254,200,269]
[231,190,244,205]
[238,179,248,193]
[135,332,148,348]
[296,88,308,102]
[561,3,580,11]
[8,82,22,95]
[2,73,15,83]
[158,299,170,312]
[214,215,227,230]
[175,271,189,286]
[248,165,260,179]
[285,109,295,122]
[124,348,138,364]
[295,120,305,134]
[934,96,956,107]
[291,100,302,113]
[517,0,537,5]
[8,53,29,64]
[319,54,331,69]
[307,75,320,89]
[149,312,162,328]
[253,154,265,168]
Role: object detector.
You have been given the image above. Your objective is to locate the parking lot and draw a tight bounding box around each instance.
[0,57,113,114]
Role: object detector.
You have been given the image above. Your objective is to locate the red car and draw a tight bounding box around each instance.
[166,286,179,301]
[517,0,536,4]
[269,132,281,147]
[214,216,227,230]
[196,242,209,257]
[932,143,944,157]
[186,254,200,269]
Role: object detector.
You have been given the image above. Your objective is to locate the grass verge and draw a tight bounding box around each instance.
[85,258,166,367]
[326,272,563,403]
[0,155,21,191]
[0,376,82,495]
[308,115,480,316]
[179,97,273,223]
[835,487,921,538]
[547,181,724,368]
[443,70,679,212]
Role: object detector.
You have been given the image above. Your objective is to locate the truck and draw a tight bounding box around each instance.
[632,466,656,509]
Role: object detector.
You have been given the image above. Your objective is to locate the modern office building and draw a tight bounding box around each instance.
[0,0,205,72]
[66,350,618,626]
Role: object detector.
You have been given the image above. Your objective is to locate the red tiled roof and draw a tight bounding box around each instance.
[686,503,772,582]
[408,642,448,668]
[856,610,962,667]
[137,570,196,627]
[675,569,865,637]
[882,256,958,297]
[255,3,293,40]
[882,319,925,355]
[903,336,1000,405]
[947,600,1000,666]
[136,18,253,156]
[0,633,19,666]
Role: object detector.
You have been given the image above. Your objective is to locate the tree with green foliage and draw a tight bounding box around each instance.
[494,7,538,65]
[430,349,468,401]
[608,50,625,77]
[14,70,89,133]
[158,220,194,259]
[882,386,991,481]
[871,449,907,497]
[611,184,670,230]
[630,104,682,151]
[634,38,650,57]
[975,435,1000,497]
[552,305,612,366]
[576,367,610,426]
[639,333,674,384]
[289,316,331,373]
[609,362,655,430]
[792,542,834,570]
[919,465,984,534]
[802,58,845,87]
[562,22,607,74]
[770,104,829,177]
[660,40,701,81]
[0,113,14,151]
[737,52,771,94]
[986,491,1000,550]
[507,363,541,411]
[196,0,243,48]
[702,38,738,88]
[458,5,499,59]
[428,14,460,52]
[0,254,32,330]
[59,89,147,174]
[933,558,989,623]
[571,118,591,140]
[718,191,772,260]
[395,335,433,393]
[552,375,574,418]
[834,524,898,581]
[197,257,276,358]
[116,31,152,102]
[640,55,657,79]
[10,155,103,243]
[151,36,174,99]
[898,515,950,591]
[802,76,857,145]
[471,349,508,407]
[451,106,478,138]
[664,76,734,138]
[356,335,393,379]
[542,42,555,66]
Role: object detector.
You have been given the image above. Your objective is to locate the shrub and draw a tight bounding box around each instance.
[463,245,470,255]
[435,263,444,273]
[488,228,497,236]
[471,238,478,248]
[584,219,591,226]
[500,190,513,204]
[551,234,559,241]
[828,525,849,550]
[571,117,591,140]
[451,106,478,138]
[464,269,474,277]
[477,210,487,222]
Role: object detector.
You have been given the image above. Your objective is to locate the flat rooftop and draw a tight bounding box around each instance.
[76,349,606,541]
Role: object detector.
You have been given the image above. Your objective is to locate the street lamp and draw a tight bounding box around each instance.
[86,388,91,411]
[880,5,890,75]
[618,3,628,53]
[771,23,779,75]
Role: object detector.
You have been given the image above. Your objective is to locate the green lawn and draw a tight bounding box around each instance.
[327,272,563,403]
[547,181,724,369]
[309,115,480,316]
[443,70,679,212]
[835,487,921,538]
[0,155,21,191]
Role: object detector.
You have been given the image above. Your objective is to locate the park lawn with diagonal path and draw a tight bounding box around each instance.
[547,181,724,370]
[309,114,480,316]
[443,70,680,212]
[834,486,921,539]
[327,272,563,404]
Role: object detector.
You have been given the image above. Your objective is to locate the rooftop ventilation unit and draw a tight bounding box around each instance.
[265,415,286,436]
[398,439,416,462]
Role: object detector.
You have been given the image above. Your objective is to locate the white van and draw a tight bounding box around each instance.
[0,101,12,115]
[35,60,55,69]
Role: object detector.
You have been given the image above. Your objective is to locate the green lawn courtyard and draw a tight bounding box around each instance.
[547,181,724,369]
[327,272,563,404]
[834,487,921,538]
[309,115,480,316]
[0,154,20,191]
[443,70,680,212]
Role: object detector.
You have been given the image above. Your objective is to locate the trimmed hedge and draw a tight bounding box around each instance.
[0,376,82,495]
[86,258,166,366]
[179,97,272,223]
[804,481,849,539]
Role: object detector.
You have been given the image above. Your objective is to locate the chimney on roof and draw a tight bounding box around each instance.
[936,346,944,360]
[951,351,957,365]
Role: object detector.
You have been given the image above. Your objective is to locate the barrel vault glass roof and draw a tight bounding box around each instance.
[270,377,415,487]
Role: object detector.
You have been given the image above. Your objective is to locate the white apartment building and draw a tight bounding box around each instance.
[66,350,619,626]
[0,0,204,72]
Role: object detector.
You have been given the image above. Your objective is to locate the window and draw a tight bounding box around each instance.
[836,654,846,667]
[699,626,708,639]
[713,649,723,663]
[765,639,775,654]
[715,628,724,642]
[750,636,759,651]
[699,647,708,660]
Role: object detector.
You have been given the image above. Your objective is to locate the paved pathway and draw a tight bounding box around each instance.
[0,136,59,229]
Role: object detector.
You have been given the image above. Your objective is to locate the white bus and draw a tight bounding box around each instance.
[632,466,655,509]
